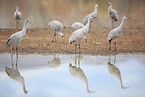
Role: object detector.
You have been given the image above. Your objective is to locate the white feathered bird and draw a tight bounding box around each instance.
[69,14,92,54]
[48,20,63,42]
[6,20,29,65]
[71,22,87,42]
[82,4,99,25]
[107,16,129,51]
[108,2,118,28]
[14,6,22,30]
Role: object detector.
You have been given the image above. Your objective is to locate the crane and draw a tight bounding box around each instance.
[48,20,63,42]
[14,6,22,30]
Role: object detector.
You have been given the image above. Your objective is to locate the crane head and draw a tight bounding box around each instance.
[16,6,19,9]
[69,37,74,44]
[95,4,99,8]
[123,16,131,20]
[109,2,111,6]
[25,20,29,24]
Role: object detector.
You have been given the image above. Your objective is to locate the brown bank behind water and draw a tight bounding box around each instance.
[0,27,145,55]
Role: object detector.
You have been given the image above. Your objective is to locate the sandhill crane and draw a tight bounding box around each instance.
[5,62,28,94]
[107,16,129,51]
[14,6,22,30]
[82,4,99,26]
[71,22,85,29]
[108,2,118,28]
[69,14,92,55]
[71,22,87,42]
[107,55,128,89]
[48,20,63,42]
[6,20,29,65]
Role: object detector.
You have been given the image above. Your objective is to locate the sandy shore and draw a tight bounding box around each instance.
[0,27,145,55]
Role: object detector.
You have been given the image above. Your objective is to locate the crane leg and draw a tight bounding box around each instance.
[109,41,111,50]
[112,19,114,28]
[11,46,14,67]
[75,53,76,65]
[114,41,116,51]
[52,31,56,42]
[16,45,18,68]
[79,42,81,55]
[16,22,18,30]
[114,54,116,64]
[55,32,56,42]
[75,43,77,65]
[78,52,80,67]
[75,43,77,55]
[84,36,87,43]
[52,33,54,42]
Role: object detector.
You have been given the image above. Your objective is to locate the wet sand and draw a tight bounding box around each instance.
[0,27,145,55]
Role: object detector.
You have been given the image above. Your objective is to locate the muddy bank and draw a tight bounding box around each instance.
[0,27,145,55]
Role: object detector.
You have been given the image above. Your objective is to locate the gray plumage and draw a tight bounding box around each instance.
[108,2,118,28]
[71,22,87,42]
[107,16,128,50]
[6,20,29,65]
[108,2,118,21]
[82,4,99,25]
[48,20,63,42]
[6,20,29,48]
[14,6,22,29]
[69,14,92,55]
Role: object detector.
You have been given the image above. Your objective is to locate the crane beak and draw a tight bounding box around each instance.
[127,17,131,19]
[126,16,131,19]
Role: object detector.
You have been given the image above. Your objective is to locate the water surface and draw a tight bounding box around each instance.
[0,53,145,97]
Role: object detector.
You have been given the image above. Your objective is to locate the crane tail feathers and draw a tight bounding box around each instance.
[6,38,11,48]
[114,18,118,21]
[108,39,112,43]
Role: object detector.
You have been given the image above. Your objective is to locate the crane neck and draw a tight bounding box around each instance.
[84,15,91,34]
[82,15,91,35]
[57,32,63,37]
[119,17,125,32]
[22,21,28,36]
[94,7,97,13]
[108,5,112,13]
[15,8,19,16]
[16,9,18,12]
[16,7,19,13]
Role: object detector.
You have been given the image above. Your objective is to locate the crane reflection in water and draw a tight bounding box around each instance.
[5,56,29,94]
[48,54,61,69]
[107,54,129,89]
[69,54,95,93]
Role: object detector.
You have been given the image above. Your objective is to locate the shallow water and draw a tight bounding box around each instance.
[0,53,145,97]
